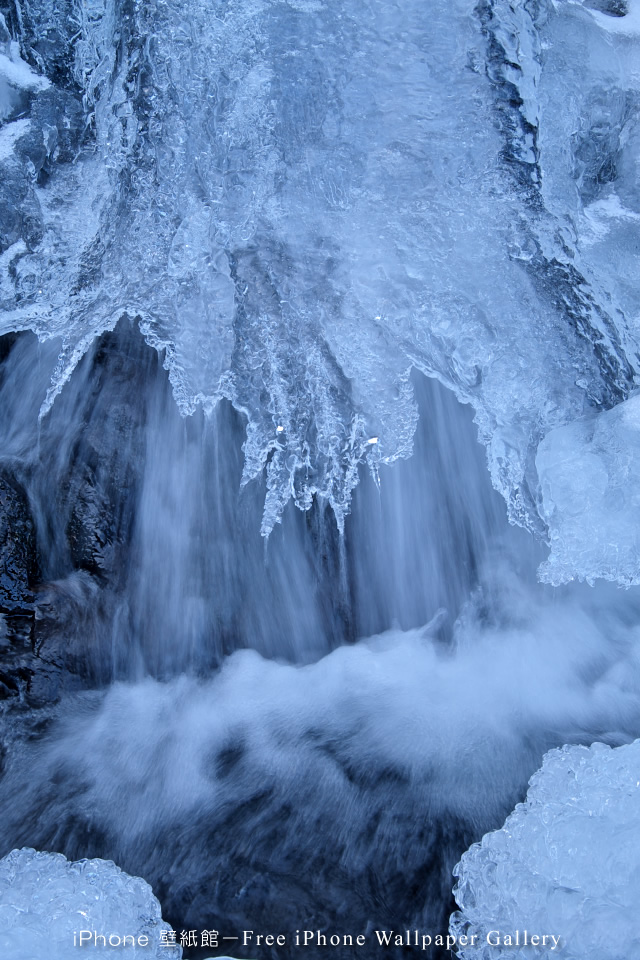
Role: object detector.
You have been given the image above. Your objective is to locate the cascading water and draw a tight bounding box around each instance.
[1,0,640,958]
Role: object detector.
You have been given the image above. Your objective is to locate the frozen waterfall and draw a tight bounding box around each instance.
[2,0,639,551]
[1,0,640,958]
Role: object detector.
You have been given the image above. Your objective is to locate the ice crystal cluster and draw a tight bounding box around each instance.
[0,848,181,959]
[450,739,640,959]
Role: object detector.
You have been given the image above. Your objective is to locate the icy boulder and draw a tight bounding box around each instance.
[536,394,640,585]
[0,848,181,959]
[449,739,640,959]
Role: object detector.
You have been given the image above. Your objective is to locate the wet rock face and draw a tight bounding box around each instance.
[0,2,86,275]
[31,319,161,688]
[30,572,111,703]
[0,470,37,615]
[0,470,37,700]
[584,0,628,16]
[60,319,158,588]
[9,0,79,89]
[0,319,161,701]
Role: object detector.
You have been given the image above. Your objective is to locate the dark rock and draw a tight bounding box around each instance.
[33,572,102,677]
[32,88,86,164]
[0,470,37,615]
[15,128,47,177]
[0,319,162,699]
[0,332,20,367]
[0,470,38,700]
[584,0,628,15]
[2,0,80,90]
[60,316,159,588]
[0,170,30,254]
[0,669,20,698]
[475,0,541,197]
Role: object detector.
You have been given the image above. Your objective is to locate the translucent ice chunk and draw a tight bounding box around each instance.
[0,848,181,960]
[537,394,640,585]
[450,739,640,959]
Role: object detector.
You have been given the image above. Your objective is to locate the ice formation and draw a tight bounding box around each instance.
[0,847,180,959]
[449,739,640,959]
[537,393,640,585]
[1,0,639,953]
[0,0,639,562]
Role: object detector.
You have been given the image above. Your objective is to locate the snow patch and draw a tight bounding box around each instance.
[0,118,31,161]
[580,191,640,245]
[0,48,50,92]
[586,0,640,36]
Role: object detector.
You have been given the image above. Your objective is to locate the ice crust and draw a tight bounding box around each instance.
[0,0,639,569]
[0,847,181,959]
[449,738,640,960]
